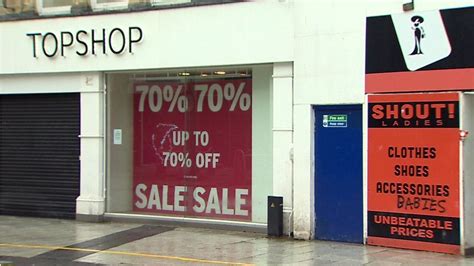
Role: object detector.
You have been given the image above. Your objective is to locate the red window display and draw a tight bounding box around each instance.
[132,78,252,221]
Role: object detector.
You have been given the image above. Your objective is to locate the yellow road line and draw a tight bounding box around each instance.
[0,243,254,265]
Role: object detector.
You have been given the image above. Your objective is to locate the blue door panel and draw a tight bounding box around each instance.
[314,105,363,243]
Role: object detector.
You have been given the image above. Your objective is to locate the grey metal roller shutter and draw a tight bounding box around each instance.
[0,93,80,219]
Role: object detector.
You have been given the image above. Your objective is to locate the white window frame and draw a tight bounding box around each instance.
[150,0,191,6]
[90,0,128,12]
[36,0,72,16]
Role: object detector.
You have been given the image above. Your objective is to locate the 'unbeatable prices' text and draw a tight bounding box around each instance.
[373,213,454,240]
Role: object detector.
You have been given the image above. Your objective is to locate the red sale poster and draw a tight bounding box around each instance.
[367,93,460,254]
[132,78,252,221]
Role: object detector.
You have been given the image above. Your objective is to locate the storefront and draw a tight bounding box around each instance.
[366,5,474,255]
[0,1,294,231]
[3,0,474,255]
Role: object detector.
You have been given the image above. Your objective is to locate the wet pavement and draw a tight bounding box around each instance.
[1,216,474,265]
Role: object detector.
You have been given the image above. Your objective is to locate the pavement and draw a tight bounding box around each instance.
[0,216,474,265]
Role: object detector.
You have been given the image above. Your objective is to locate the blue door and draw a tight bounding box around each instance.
[314,105,363,243]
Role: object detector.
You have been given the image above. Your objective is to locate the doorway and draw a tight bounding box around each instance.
[314,105,363,243]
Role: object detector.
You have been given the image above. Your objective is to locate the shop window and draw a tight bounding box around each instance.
[1,0,240,20]
[150,0,191,6]
[90,0,128,11]
[107,66,273,223]
[36,0,72,15]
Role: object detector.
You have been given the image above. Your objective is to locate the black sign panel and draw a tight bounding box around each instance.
[368,211,460,245]
[366,6,474,74]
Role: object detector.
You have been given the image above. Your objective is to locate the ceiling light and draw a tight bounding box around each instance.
[214,71,226,75]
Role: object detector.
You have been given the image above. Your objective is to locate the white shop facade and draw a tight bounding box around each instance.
[0,1,295,232]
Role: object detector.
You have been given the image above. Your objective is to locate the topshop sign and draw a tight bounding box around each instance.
[26,26,143,58]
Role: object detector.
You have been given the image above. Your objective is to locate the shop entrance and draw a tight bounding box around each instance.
[314,105,363,243]
[106,67,274,224]
[0,93,80,219]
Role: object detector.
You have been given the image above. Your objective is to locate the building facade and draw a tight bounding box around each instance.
[1,0,474,255]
